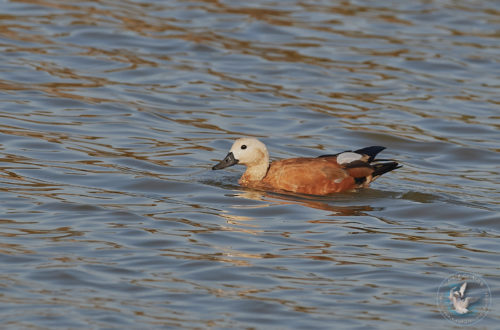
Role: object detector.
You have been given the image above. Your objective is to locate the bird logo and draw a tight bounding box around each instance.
[437,272,491,325]
[449,282,477,314]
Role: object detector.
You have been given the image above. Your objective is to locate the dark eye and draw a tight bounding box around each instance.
[241,145,247,150]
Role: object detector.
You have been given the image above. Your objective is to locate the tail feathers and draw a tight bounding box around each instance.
[354,146,385,162]
[372,162,401,179]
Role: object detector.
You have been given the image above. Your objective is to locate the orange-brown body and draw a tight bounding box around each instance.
[213,138,400,196]
[241,157,365,195]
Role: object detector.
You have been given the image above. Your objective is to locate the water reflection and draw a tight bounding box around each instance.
[234,189,377,216]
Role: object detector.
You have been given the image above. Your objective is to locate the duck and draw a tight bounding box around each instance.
[212,137,401,195]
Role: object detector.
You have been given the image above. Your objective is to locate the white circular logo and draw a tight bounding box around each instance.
[436,272,491,325]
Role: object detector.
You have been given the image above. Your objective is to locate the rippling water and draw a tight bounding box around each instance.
[0,0,499,328]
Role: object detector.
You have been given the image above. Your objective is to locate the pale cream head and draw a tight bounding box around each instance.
[212,137,270,182]
[229,138,269,166]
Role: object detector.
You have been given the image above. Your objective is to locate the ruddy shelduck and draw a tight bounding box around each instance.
[212,138,401,195]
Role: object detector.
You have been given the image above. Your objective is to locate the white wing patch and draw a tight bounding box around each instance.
[336,152,362,164]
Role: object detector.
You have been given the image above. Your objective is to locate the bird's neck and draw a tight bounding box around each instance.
[240,159,269,184]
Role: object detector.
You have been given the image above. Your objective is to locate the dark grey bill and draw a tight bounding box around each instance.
[212,152,238,170]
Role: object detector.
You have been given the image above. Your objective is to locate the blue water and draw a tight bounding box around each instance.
[0,0,498,328]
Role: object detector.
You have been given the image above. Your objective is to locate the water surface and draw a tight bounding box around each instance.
[0,0,499,328]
